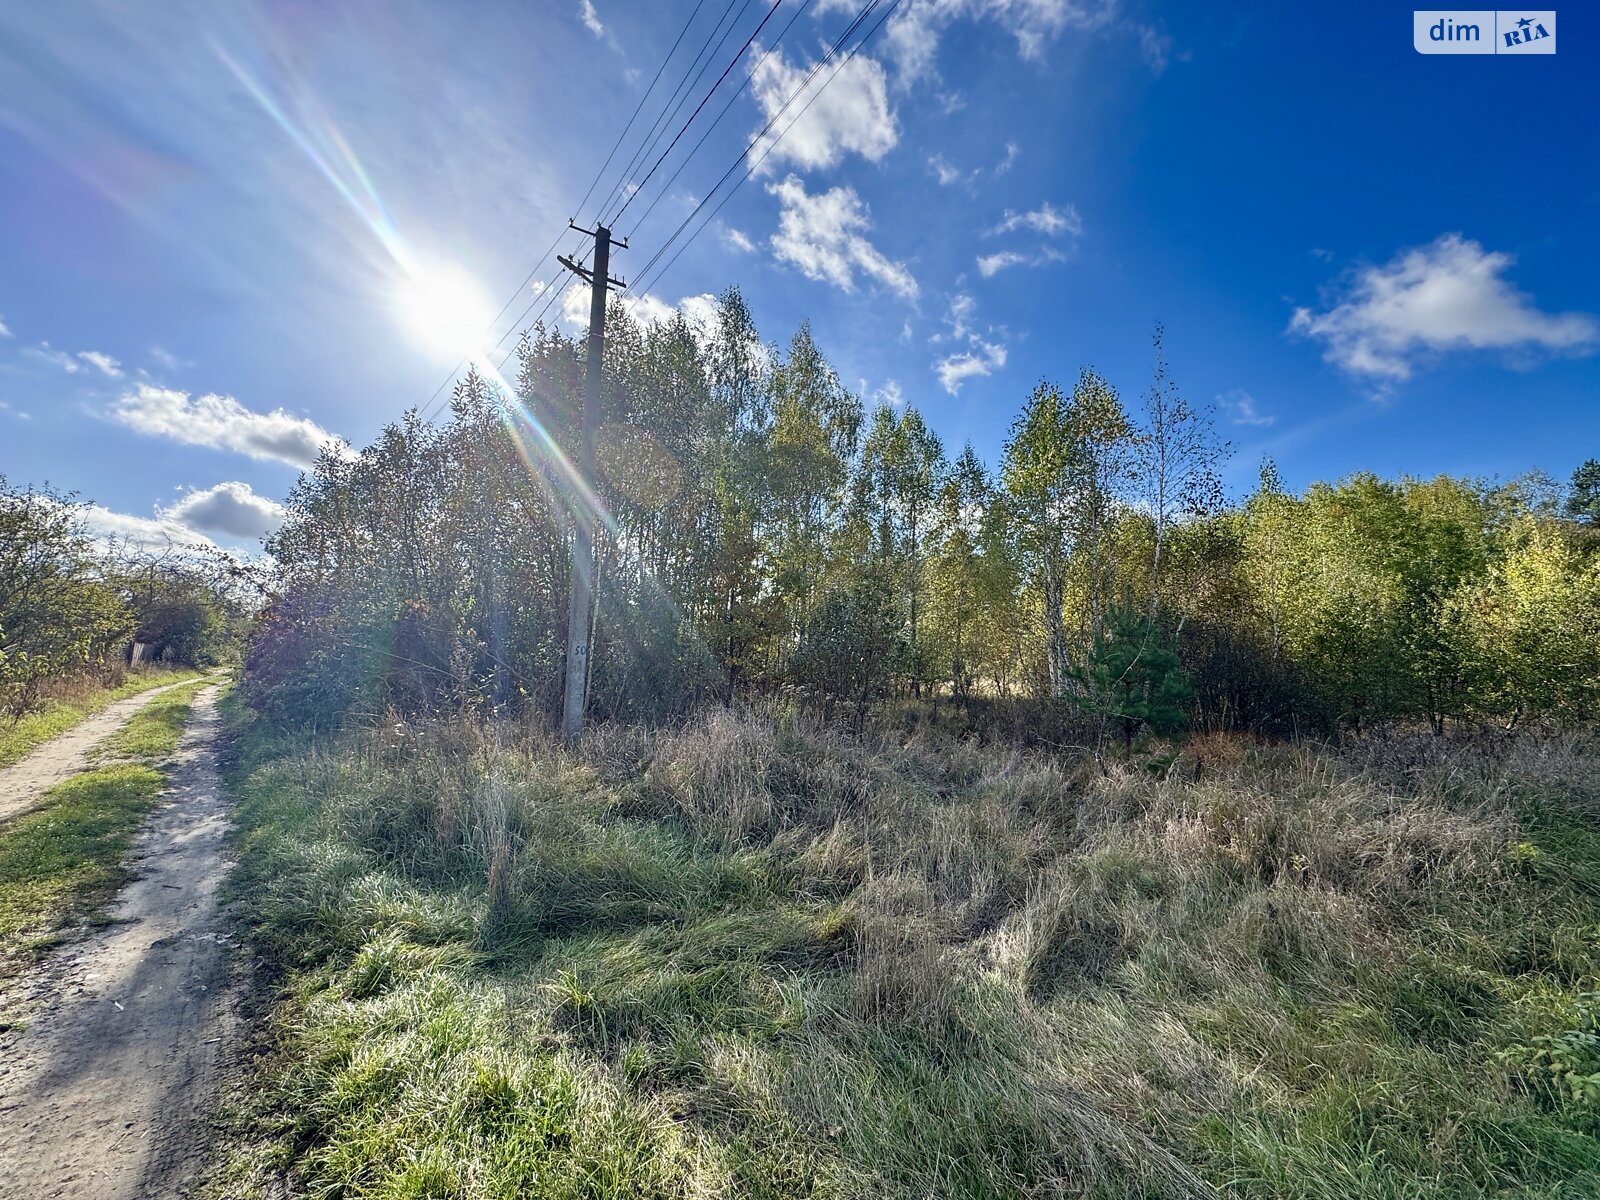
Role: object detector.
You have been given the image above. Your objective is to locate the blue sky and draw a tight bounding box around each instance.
[1,1,1595,553]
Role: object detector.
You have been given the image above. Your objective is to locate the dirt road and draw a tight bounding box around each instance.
[0,684,238,1199]
[0,678,209,825]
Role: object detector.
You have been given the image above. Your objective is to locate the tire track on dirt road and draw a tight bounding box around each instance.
[0,683,240,1199]
[0,677,215,826]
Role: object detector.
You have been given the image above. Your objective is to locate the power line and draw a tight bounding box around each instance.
[609,0,782,228]
[595,0,751,225]
[629,0,898,301]
[415,0,718,421]
[615,0,816,245]
[571,0,714,222]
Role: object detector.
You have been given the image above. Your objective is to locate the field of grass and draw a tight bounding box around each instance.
[209,706,1600,1199]
[0,665,208,768]
[0,678,214,1002]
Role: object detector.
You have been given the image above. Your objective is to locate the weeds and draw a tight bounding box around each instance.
[211,706,1600,1198]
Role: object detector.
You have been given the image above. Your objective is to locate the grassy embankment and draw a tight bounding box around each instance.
[0,665,209,768]
[0,678,217,1006]
[209,704,1600,1199]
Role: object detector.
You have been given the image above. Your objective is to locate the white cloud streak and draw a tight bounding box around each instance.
[1290,234,1599,381]
[111,384,352,470]
[987,201,1082,239]
[579,0,605,38]
[1217,388,1274,427]
[976,247,1066,277]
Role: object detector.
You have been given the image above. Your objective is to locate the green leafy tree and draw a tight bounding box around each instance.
[1567,459,1600,525]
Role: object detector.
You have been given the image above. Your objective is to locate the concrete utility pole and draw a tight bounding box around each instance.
[559,223,626,740]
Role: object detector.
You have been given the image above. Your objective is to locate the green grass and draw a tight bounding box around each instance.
[0,666,208,767]
[90,677,214,761]
[206,710,1600,1199]
[0,680,213,1002]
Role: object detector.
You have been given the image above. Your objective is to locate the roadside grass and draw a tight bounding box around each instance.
[209,707,1600,1199]
[0,666,209,768]
[0,679,216,1002]
[91,678,215,762]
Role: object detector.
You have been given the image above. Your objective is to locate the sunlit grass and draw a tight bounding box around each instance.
[0,666,207,768]
[207,708,1600,1199]
[91,678,215,762]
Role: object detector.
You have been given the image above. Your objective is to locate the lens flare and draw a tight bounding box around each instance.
[394,262,497,363]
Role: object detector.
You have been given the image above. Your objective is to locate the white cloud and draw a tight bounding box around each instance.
[0,399,30,420]
[0,316,11,338]
[77,350,123,378]
[874,379,906,409]
[995,141,1020,175]
[976,247,1066,277]
[27,343,84,373]
[941,292,977,342]
[932,292,1008,393]
[25,343,124,378]
[987,201,1082,239]
[161,480,285,540]
[1217,388,1274,427]
[149,346,189,372]
[750,45,897,172]
[1138,23,1173,73]
[1290,234,1599,381]
[111,384,352,470]
[767,175,918,301]
[882,0,1120,82]
[929,154,963,186]
[722,226,756,253]
[935,340,1008,394]
[79,505,217,553]
[579,0,604,37]
[571,288,722,344]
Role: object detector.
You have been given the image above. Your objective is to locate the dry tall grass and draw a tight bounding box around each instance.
[213,706,1600,1199]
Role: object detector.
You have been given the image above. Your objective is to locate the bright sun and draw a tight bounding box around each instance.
[393,262,497,363]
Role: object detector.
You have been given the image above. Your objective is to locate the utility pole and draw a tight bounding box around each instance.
[559,222,626,740]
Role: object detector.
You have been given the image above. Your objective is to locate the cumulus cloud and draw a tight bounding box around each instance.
[567,287,724,346]
[111,384,352,469]
[722,226,756,253]
[579,0,604,37]
[987,201,1082,239]
[1290,234,1599,381]
[161,481,286,540]
[1217,388,1274,427]
[78,505,217,553]
[767,175,917,300]
[750,46,896,172]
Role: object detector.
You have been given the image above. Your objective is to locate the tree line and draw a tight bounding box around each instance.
[245,290,1600,739]
[0,478,251,720]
